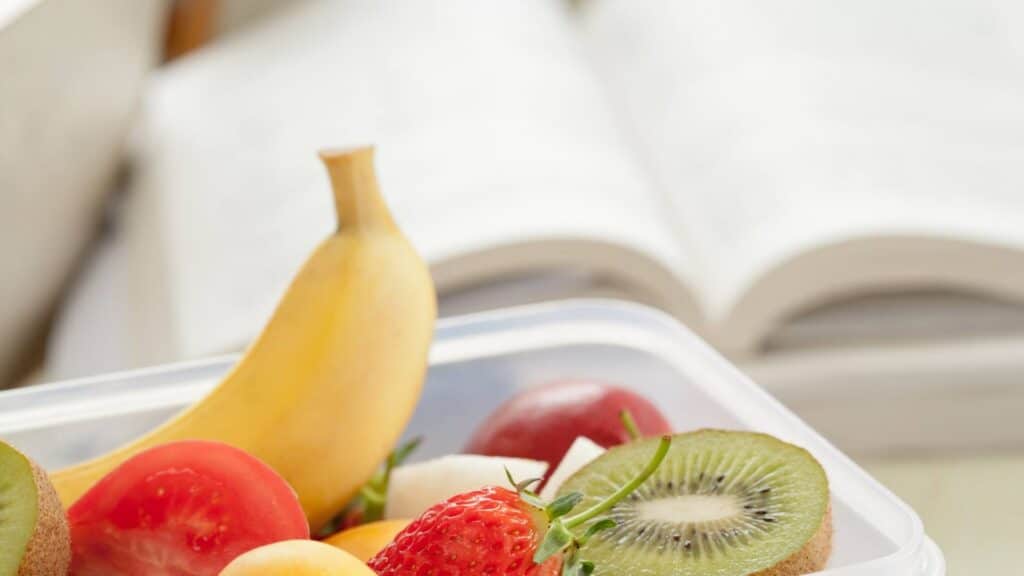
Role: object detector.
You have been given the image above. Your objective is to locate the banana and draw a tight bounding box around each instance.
[51,147,436,530]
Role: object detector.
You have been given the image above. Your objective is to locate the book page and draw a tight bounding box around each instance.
[583,0,1024,351]
[765,291,1024,353]
[79,0,696,367]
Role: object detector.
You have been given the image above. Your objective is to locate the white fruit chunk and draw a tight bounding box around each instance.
[385,455,548,519]
[540,437,606,500]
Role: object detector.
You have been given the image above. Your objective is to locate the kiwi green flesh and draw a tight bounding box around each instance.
[557,430,830,576]
[0,443,39,576]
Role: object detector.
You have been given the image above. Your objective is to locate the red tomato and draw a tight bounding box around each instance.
[68,441,309,576]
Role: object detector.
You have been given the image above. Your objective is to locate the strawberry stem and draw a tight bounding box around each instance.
[564,435,670,529]
[619,409,641,441]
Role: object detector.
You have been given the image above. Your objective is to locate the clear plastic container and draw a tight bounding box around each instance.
[0,300,943,575]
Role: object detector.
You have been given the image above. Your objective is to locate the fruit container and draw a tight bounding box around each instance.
[0,300,943,575]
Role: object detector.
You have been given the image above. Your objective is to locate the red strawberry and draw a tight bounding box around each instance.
[367,486,561,575]
[368,436,672,576]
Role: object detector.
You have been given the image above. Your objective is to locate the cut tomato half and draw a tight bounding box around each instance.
[68,440,309,575]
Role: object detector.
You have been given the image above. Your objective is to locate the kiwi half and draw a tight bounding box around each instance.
[558,430,831,576]
[0,441,71,576]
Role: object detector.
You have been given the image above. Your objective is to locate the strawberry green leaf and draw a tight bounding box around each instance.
[546,492,583,520]
[570,560,595,576]
[565,435,671,529]
[504,467,542,493]
[363,436,422,523]
[560,547,596,576]
[517,477,543,493]
[505,466,547,509]
[578,518,616,545]
[537,437,671,573]
[534,521,574,564]
[518,490,547,510]
[388,437,423,469]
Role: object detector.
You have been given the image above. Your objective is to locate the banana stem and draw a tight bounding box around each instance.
[319,147,396,232]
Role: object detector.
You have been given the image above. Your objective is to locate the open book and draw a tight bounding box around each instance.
[48,0,1024,379]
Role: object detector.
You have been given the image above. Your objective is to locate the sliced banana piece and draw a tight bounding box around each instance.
[385,455,547,519]
[540,437,606,500]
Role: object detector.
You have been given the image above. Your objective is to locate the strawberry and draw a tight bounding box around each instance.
[367,486,561,575]
[368,436,671,576]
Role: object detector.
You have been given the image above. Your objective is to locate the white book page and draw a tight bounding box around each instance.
[584,0,1024,351]
[107,0,694,365]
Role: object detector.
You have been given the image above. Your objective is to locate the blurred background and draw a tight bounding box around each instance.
[2,0,1023,571]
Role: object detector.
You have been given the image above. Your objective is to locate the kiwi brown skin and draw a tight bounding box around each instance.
[7,456,71,576]
[752,503,832,576]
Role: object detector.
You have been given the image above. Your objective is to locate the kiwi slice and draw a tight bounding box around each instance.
[0,441,71,576]
[558,430,831,576]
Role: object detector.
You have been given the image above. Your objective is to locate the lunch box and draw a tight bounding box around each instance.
[0,300,943,575]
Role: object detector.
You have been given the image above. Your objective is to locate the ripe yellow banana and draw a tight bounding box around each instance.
[52,148,436,530]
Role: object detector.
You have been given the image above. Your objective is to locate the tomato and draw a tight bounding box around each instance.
[68,441,309,576]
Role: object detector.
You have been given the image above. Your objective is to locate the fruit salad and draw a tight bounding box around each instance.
[0,149,832,576]
[2,379,832,576]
